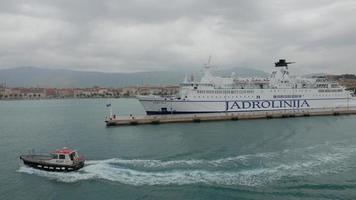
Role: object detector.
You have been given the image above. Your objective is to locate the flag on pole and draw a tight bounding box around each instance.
[107,102,113,117]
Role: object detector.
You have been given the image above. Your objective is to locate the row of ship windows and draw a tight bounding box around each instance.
[191,93,345,99]
[316,84,339,88]
[274,95,302,98]
[318,89,343,93]
[196,90,254,94]
[195,89,343,94]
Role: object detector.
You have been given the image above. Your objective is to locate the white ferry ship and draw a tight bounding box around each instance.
[137,59,355,115]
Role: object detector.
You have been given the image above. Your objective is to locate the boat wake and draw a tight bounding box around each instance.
[17,143,356,186]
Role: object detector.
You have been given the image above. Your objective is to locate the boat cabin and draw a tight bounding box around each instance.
[50,148,80,164]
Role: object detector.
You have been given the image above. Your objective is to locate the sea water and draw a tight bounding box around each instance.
[1,99,356,199]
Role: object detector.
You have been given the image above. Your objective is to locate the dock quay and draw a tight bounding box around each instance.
[105,107,356,126]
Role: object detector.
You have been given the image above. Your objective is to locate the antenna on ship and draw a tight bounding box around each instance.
[275,59,295,69]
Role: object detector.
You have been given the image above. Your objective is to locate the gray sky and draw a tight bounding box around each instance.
[0,0,355,74]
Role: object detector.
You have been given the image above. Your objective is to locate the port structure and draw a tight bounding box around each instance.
[105,106,356,126]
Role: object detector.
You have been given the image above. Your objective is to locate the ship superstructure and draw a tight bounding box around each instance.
[137,60,354,115]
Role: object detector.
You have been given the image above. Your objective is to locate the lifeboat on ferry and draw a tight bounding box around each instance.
[20,147,85,172]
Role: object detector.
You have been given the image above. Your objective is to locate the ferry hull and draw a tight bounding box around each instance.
[139,97,355,115]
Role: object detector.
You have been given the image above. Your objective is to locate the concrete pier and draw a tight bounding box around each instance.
[105,107,356,126]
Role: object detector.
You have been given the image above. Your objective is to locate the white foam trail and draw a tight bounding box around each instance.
[86,151,278,169]
[17,144,356,186]
[17,167,95,182]
[17,165,280,186]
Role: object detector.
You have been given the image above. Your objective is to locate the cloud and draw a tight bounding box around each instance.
[0,0,355,74]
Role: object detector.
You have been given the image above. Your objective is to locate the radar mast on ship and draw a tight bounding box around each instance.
[201,56,215,84]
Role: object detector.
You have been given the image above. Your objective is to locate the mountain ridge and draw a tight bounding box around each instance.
[0,66,268,88]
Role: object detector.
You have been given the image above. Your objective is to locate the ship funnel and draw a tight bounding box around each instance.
[275,59,295,68]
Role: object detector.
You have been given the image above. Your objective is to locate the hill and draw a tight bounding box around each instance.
[0,67,268,88]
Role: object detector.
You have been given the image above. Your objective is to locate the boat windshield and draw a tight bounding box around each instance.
[51,154,58,159]
[70,152,77,161]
